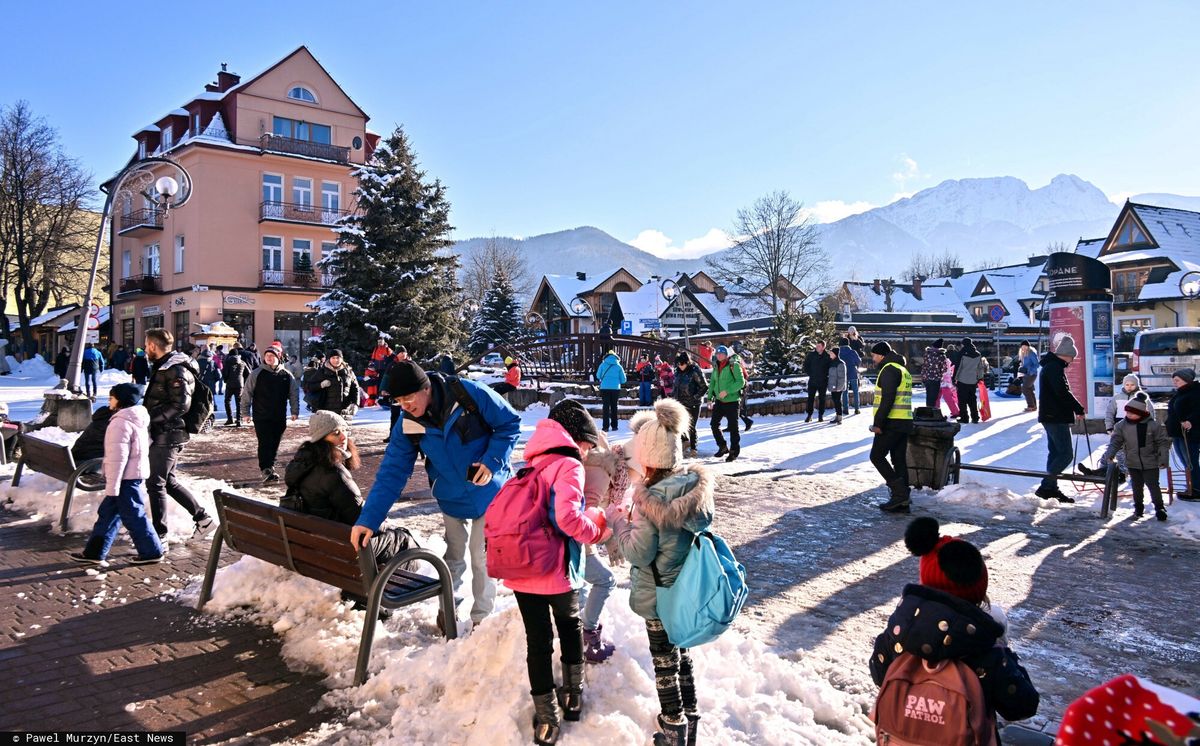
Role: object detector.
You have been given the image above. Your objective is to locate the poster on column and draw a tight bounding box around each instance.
[1050,304,1089,414]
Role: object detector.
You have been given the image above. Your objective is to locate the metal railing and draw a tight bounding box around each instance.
[118,274,162,294]
[260,269,335,289]
[471,334,688,382]
[260,200,351,225]
[1113,289,1143,303]
[117,208,163,234]
[259,133,350,163]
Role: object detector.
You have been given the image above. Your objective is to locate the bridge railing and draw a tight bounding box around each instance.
[471,334,689,383]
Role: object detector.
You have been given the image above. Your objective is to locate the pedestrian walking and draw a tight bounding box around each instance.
[82,343,105,399]
[221,346,249,426]
[871,342,914,512]
[920,339,948,411]
[109,345,129,375]
[595,349,626,432]
[54,347,69,380]
[141,328,213,538]
[1164,367,1200,501]
[67,383,164,565]
[130,348,150,398]
[1018,340,1040,411]
[1035,335,1085,503]
[307,349,360,420]
[838,337,863,415]
[636,354,655,406]
[673,353,707,456]
[953,338,987,424]
[827,346,847,425]
[212,345,225,395]
[350,360,521,627]
[732,341,754,430]
[242,346,300,483]
[803,340,831,422]
[1102,397,1170,520]
[707,345,745,461]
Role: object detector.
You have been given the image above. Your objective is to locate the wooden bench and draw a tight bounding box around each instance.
[197,489,457,685]
[10,433,104,532]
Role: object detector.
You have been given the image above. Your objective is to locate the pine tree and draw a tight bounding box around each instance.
[468,267,525,355]
[315,126,460,372]
[758,307,838,386]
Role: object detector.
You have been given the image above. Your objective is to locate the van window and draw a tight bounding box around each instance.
[1139,331,1200,356]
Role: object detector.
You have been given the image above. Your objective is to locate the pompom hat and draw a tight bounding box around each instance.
[629,398,690,470]
[904,517,988,604]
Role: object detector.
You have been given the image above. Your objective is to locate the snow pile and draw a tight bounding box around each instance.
[1165,499,1200,541]
[97,369,133,387]
[14,356,55,380]
[187,558,873,745]
[923,481,1058,513]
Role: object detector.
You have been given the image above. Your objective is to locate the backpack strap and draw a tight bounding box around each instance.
[647,529,705,587]
[447,376,479,416]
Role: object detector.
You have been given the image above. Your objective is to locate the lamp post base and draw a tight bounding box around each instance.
[37,391,93,432]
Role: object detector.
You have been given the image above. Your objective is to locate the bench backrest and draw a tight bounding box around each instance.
[212,489,374,595]
[19,434,79,482]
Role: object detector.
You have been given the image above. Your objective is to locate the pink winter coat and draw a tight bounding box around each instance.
[503,419,606,595]
[104,405,151,495]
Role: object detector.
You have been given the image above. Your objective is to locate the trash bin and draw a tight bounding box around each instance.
[907,407,961,489]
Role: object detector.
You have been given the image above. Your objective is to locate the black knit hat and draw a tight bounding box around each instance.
[871,341,892,356]
[548,399,600,445]
[676,352,690,365]
[110,383,141,409]
[328,348,344,359]
[389,360,430,397]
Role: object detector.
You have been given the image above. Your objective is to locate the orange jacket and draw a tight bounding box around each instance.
[505,364,521,388]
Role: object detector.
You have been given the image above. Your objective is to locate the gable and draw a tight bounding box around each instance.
[237,46,367,120]
[593,268,643,294]
[970,275,995,296]
[1101,206,1159,256]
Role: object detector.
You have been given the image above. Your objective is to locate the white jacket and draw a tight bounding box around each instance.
[104,405,151,495]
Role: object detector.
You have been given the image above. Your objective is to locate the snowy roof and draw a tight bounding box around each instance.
[933,260,1048,325]
[541,275,596,317]
[58,306,110,333]
[682,292,762,331]
[136,124,161,134]
[613,285,669,333]
[169,108,190,117]
[29,305,79,327]
[846,281,968,317]
[1080,202,1200,302]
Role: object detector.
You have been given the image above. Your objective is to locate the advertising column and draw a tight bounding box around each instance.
[1045,252,1113,419]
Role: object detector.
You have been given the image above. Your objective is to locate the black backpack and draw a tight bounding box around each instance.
[184,368,216,434]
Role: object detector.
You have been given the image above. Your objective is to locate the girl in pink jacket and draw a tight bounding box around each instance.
[505,400,607,746]
[69,384,164,565]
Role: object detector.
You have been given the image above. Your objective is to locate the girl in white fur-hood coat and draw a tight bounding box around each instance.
[608,398,715,746]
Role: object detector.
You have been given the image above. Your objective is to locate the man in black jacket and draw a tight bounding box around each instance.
[143,328,213,538]
[1164,368,1200,501]
[242,347,300,483]
[308,349,360,419]
[870,342,915,512]
[1036,335,1085,503]
[222,346,249,426]
[673,352,707,456]
[804,340,831,422]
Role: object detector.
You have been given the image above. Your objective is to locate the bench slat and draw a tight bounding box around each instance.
[279,510,358,540]
[223,510,286,544]
[291,560,370,595]
[286,542,363,582]
[278,526,361,564]
[227,525,290,562]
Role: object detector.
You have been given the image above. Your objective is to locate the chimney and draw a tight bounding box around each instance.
[214,63,241,92]
[949,267,964,279]
[872,279,881,293]
[575,271,587,282]
[912,276,923,301]
[714,286,727,302]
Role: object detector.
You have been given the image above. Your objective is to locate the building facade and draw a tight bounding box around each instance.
[110,46,374,360]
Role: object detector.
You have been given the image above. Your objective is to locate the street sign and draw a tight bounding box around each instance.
[640,318,661,330]
[620,320,633,335]
[86,316,100,331]
[987,321,1009,331]
[85,330,100,343]
[988,304,1005,322]
[192,284,209,292]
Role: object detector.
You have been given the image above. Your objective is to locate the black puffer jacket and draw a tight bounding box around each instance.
[804,350,831,387]
[308,363,360,416]
[1037,353,1084,424]
[143,351,198,446]
[222,352,249,392]
[871,584,1040,722]
[1165,380,1200,438]
[71,406,113,462]
[673,364,707,409]
[284,441,362,524]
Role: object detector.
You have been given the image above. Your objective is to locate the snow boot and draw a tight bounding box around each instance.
[742,417,753,431]
[1076,462,1102,477]
[804,414,812,423]
[713,445,729,458]
[583,625,615,663]
[557,661,584,721]
[223,418,234,426]
[1134,503,1145,519]
[725,447,740,462]
[685,713,700,746]
[1156,507,1168,521]
[879,480,911,512]
[531,692,561,745]
[652,714,689,746]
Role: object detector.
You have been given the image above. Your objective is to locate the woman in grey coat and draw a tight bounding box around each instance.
[826,347,848,425]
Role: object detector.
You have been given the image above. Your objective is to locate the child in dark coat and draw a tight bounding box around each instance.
[1102,396,1171,521]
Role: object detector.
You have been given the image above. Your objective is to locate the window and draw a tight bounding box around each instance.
[272,116,332,144]
[1120,317,1153,335]
[262,237,283,272]
[145,243,160,276]
[223,310,254,348]
[1113,268,1151,302]
[138,141,146,159]
[173,311,190,345]
[287,86,317,103]
[321,181,340,212]
[262,173,283,212]
[162,125,173,150]
[122,250,132,279]
[174,235,185,273]
[192,112,201,137]
[970,304,986,322]
[293,239,312,272]
[1113,215,1152,249]
[292,177,313,208]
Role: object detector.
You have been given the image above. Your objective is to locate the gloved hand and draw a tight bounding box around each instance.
[320,379,332,388]
[584,506,608,538]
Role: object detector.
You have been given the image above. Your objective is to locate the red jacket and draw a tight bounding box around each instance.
[505,363,521,388]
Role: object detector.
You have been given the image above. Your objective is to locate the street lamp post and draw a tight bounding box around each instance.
[67,157,193,391]
[660,278,688,348]
[570,296,597,333]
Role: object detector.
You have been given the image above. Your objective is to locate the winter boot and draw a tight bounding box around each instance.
[742,417,753,431]
[879,480,911,512]
[262,468,280,484]
[1134,502,1145,519]
[531,692,561,745]
[556,662,584,721]
[224,418,234,426]
[713,445,729,458]
[652,714,689,746]
[1076,462,1102,477]
[804,414,812,423]
[582,625,615,663]
[725,448,739,462]
[685,713,700,746]
[1156,507,1168,521]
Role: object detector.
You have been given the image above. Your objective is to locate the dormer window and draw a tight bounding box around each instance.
[162,126,173,150]
[1113,214,1151,248]
[971,276,995,296]
[288,86,317,104]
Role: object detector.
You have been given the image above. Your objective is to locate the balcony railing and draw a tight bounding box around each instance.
[259,133,350,163]
[260,269,335,290]
[118,274,162,295]
[260,200,352,226]
[1114,289,1143,303]
[117,208,163,236]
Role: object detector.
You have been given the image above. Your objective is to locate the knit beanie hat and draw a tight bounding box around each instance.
[1054,334,1078,358]
[1059,675,1200,745]
[934,338,944,349]
[629,398,689,470]
[904,517,988,604]
[388,360,430,397]
[110,383,140,409]
[871,341,892,356]
[715,345,729,356]
[547,399,600,445]
[262,348,280,364]
[308,410,348,443]
[1173,368,1196,384]
[328,348,344,360]
[1122,373,1141,387]
[1124,395,1150,419]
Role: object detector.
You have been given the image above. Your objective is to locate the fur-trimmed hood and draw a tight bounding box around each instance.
[632,464,714,532]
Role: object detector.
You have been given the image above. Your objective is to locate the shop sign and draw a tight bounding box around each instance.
[119,305,135,319]
[224,294,255,306]
[141,305,161,317]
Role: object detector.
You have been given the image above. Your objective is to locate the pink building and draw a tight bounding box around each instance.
[110,46,375,359]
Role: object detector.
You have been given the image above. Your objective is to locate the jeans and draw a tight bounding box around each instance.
[870,428,909,485]
[224,388,242,423]
[710,401,740,451]
[1173,435,1200,495]
[639,381,653,406]
[214,374,224,395]
[1040,423,1073,491]
[254,416,287,471]
[147,443,206,536]
[514,590,583,696]
[956,382,979,422]
[442,513,495,623]
[82,367,98,398]
[843,373,861,412]
[81,479,162,561]
[646,618,696,719]
[578,553,615,631]
[600,390,620,430]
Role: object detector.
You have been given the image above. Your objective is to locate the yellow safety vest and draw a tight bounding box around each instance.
[874,361,913,420]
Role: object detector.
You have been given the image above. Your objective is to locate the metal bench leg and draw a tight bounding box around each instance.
[60,482,76,533]
[434,558,458,643]
[196,527,226,610]
[11,457,24,488]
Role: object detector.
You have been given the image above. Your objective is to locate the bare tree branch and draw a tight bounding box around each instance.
[901,249,962,282]
[460,235,533,306]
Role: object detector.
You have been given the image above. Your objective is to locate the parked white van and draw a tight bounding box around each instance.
[1132,327,1200,394]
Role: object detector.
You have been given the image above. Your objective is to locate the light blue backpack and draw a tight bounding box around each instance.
[650,530,749,648]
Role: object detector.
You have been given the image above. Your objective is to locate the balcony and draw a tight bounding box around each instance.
[118,274,162,295]
[1114,289,1144,304]
[259,133,350,163]
[117,208,163,237]
[260,269,335,291]
[260,200,352,226]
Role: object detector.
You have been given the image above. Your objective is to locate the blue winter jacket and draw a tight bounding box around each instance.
[595,353,627,390]
[837,343,862,378]
[1020,350,1040,377]
[82,347,106,369]
[357,375,521,523]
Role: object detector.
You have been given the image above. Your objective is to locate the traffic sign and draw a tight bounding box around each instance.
[987,321,1009,331]
[85,330,100,343]
[86,316,100,331]
[620,320,633,335]
[988,304,1005,322]
[640,318,661,330]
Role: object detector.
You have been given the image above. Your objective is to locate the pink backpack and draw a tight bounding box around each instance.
[872,653,998,746]
[484,460,566,580]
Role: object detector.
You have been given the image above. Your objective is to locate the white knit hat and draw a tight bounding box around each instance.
[629,399,690,471]
[309,410,348,442]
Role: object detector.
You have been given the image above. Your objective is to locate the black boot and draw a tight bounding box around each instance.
[742,417,753,431]
[653,714,689,746]
[531,692,561,745]
[556,662,584,722]
[1134,503,1144,518]
[713,444,729,458]
[686,713,700,746]
[879,480,911,512]
[725,447,739,462]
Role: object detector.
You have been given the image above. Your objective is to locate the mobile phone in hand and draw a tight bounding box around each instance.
[466,463,482,482]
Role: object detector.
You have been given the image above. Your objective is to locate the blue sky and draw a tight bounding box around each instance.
[3,1,1199,258]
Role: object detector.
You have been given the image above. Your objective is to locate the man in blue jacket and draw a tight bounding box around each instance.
[837,337,863,415]
[351,360,520,626]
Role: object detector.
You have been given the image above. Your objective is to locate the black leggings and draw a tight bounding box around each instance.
[601,390,621,430]
[647,618,696,719]
[514,590,583,696]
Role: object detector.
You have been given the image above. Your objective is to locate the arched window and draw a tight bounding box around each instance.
[287,86,317,103]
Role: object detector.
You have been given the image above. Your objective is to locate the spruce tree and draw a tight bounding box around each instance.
[468,267,525,355]
[315,126,460,372]
[758,311,803,386]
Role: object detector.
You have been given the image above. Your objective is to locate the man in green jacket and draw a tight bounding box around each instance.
[707,345,745,461]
